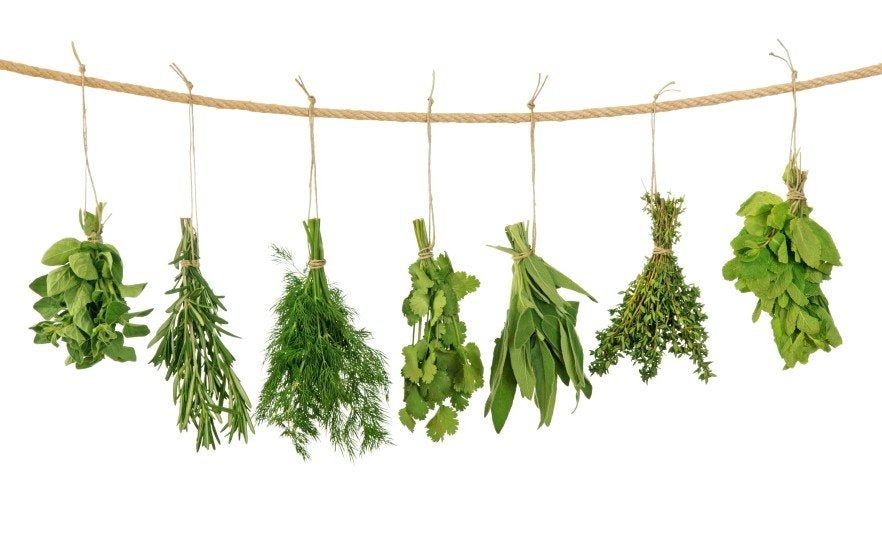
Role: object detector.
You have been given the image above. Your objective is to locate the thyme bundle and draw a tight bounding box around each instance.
[148,219,253,450]
[399,218,483,441]
[590,193,712,382]
[723,155,842,367]
[256,218,391,459]
[30,203,152,368]
[485,222,595,432]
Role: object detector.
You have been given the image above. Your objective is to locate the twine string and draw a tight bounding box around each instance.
[307,258,326,270]
[424,70,436,253]
[295,76,319,219]
[71,43,99,210]
[770,39,799,159]
[527,73,548,251]
[650,81,678,195]
[170,63,198,232]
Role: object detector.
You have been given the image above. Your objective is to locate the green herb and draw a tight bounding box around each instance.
[723,155,842,367]
[30,203,151,369]
[256,218,391,459]
[590,193,712,383]
[399,218,483,441]
[485,222,595,432]
[148,218,253,450]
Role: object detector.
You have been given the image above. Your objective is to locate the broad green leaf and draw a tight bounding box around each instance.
[737,191,782,217]
[425,406,458,442]
[33,297,62,320]
[41,238,81,266]
[46,266,78,297]
[402,344,422,382]
[68,252,99,280]
[398,408,415,431]
[123,323,150,337]
[787,218,821,269]
[119,283,146,298]
[805,218,841,266]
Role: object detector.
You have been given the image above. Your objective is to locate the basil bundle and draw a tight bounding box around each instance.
[485,222,595,432]
[149,218,253,450]
[590,193,713,383]
[399,218,483,441]
[256,218,391,459]
[30,203,151,368]
[723,156,842,367]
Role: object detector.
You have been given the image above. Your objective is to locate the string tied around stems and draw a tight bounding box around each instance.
[295,76,319,220]
[307,259,326,270]
[526,73,548,255]
[419,70,437,260]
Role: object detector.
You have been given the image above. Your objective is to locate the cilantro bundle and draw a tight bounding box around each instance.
[149,218,253,450]
[30,203,152,368]
[256,218,391,459]
[399,218,483,441]
[723,155,842,367]
[485,222,595,432]
[590,193,712,383]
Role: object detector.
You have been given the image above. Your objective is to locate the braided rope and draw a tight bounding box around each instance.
[2,58,882,123]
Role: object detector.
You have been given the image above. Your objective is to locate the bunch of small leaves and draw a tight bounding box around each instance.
[30,203,151,368]
[256,218,391,460]
[399,218,483,442]
[722,155,842,367]
[590,193,712,383]
[485,222,595,432]
[149,218,253,450]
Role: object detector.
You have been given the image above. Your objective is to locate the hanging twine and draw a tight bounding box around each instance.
[770,40,807,209]
[419,71,437,261]
[295,76,319,220]
[526,73,548,254]
[170,62,201,269]
[649,81,678,257]
[71,43,100,214]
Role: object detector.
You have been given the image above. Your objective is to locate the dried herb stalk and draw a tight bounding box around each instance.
[485,222,595,432]
[591,193,712,383]
[257,218,391,459]
[149,218,253,450]
[30,203,152,368]
[723,155,842,367]
[399,218,483,441]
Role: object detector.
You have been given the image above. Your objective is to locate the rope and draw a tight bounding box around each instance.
[70,43,99,210]
[650,81,678,195]
[295,76,319,219]
[527,74,547,250]
[3,57,881,123]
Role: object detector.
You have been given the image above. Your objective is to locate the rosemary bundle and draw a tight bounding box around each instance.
[399,218,483,441]
[723,155,842,367]
[590,193,712,383]
[148,218,253,450]
[256,218,391,459]
[30,203,151,368]
[485,222,595,432]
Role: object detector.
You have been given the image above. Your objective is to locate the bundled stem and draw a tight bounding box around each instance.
[591,193,712,383]
[257,218,391,459]
[149,218,253,450]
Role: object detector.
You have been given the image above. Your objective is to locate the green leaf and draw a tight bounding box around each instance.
[449,271,479,300]
[426,406,458,442]
[104,336,136,362]
[421,352,437,384]
[405,387,429,420]
[805,218,841,266]
[68,252,99,280]
[787,218,821,269]
[41,238,81,266]
[46,266,78,297]
[402,344,422,382]
[768,202,790,230]
[398,408,415,432]
[409,292,430,316]
[33,297,62,319]
[512,310,535,349]
[105,300,130,323]
[737,191,782,217]
[119,283,146,298]
[29,275,49,297]
[123,323,150,337]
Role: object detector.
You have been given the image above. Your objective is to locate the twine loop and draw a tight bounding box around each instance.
[296,76,320,220]
[650,81,678,195]
[170,62,199,232]
[307,258,326,270]
[417,246,434,260]
[527,74,548,251]
[179,259,200,269]
[425,71,437,250]
[71,42,99,211]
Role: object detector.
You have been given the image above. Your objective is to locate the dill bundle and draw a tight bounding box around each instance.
[256,218,391,459]
[149,218,253,450]
[590,193,713,383]
[399,218,483,441]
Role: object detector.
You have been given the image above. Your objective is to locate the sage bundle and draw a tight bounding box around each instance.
[149,219,253,450]
[257,219,391,459]
[30,203,151,368]
[399,218,483,441]
[590,193,712,382]
[485,222,595,432]
[722,156,842,367]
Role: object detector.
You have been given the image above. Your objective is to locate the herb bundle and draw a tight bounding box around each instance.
[30,203,152,368]
[399,218,483,441]
[590,193,712,383]
[148,218,253,450]
[485,222,595,432]
[722,155,842,367]
[256,218,391,459]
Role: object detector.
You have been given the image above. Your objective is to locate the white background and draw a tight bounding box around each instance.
[1,1,880,542]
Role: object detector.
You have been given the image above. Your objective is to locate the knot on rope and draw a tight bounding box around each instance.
[417,246,434,260]
[179,259,200,269]
[652,247,673,256]
[307,95,316,108]
[513,250,534,262]
[787,188,806,202]
[307,258,326,270]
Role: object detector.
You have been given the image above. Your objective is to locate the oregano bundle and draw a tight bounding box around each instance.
[722,155,842,367]
[30,203,152,368]
[590,193,713,383]
[149,218,253,450]
[485,222,595,432]
[399,218,483,441]
[256,218,391,459]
